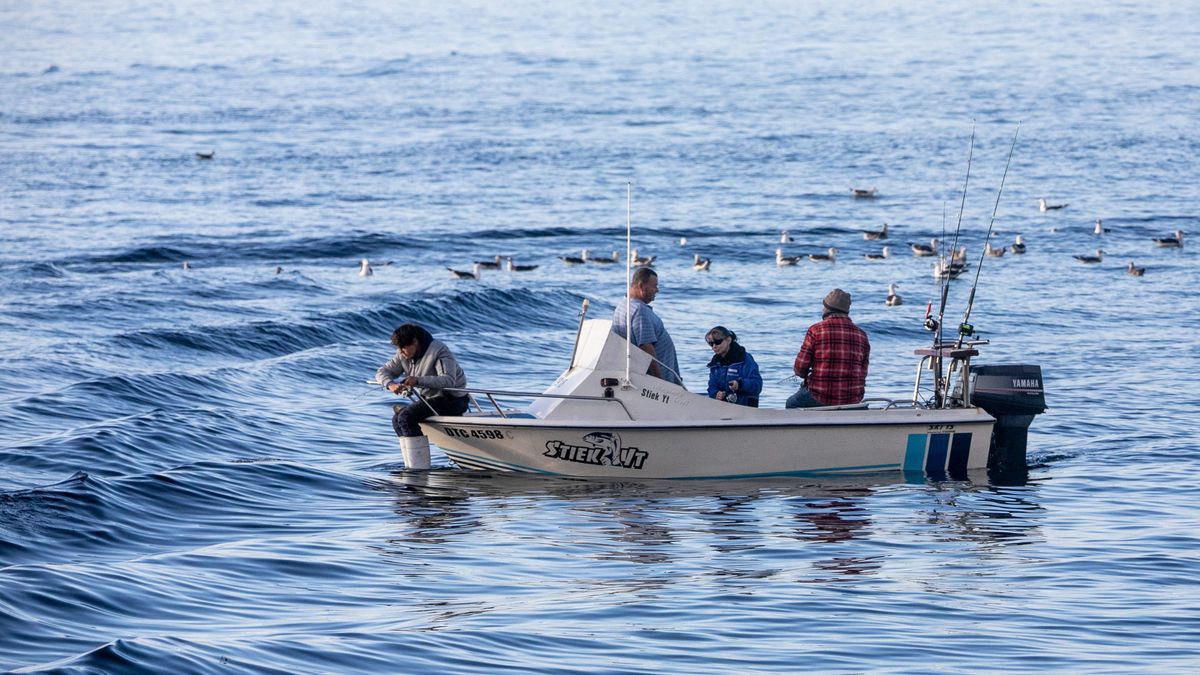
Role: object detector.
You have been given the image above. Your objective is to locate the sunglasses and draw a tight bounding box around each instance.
[706,336,727,347]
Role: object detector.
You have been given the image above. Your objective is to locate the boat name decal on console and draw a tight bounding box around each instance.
[544,431,648,469]
[640,388,670,404]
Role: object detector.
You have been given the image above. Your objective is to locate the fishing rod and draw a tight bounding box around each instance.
[957,122,1021,350]
[925,123,975,407]
[943,120,976,288]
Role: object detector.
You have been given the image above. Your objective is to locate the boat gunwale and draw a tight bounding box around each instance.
[424,409,995,432]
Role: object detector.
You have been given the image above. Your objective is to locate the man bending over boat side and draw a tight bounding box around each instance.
[376,323,470,469]
[612,266,683,386]
[786,288,870,409]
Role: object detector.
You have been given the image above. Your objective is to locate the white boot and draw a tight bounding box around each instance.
[399,435,432,471]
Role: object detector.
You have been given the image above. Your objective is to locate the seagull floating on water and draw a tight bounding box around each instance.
[1011,235,1027,255]
[1126,262,1146,277]
[910,239,938,257]
[474,255,502,270]
[885,283,903,306]
[1152,230,1184,248]
[1094,219,1111,235]
[195,151,215,160]
[934,260,966,280]
[775,248,801,266]
[693,254,711,271]
[559,249,588,265]
[809,247,837,263]
[679,237,688,246]
[1074,249,1105,264]
[863,222,888,240]
[358,259,372,277]
[1039,198,1068,212]
[507,257,538,272]
[631,249,656,266]
[851,187,877,198]
[448,263,481,280]
[985,241,1006,257]
[780,230,793,244]
[182,261,191,271]
[588,250,621,264]
[864,246,891,260]
[274,266,284,275]
[934,246,968,279]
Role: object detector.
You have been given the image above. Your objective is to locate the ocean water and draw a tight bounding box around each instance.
[3,0,1200,671]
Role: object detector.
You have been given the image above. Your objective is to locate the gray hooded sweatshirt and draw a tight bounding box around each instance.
[375,339,468,399]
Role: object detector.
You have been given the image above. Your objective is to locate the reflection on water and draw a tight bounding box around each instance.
[381,472,482,546]
[596,501,677,565]
[787,490,882,581]
[376,470,1047,593]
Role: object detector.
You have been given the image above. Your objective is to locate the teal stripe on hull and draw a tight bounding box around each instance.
[904,433,928,471]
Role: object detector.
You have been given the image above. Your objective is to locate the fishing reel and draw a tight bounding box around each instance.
[958,322,976,338]
[923,301,939,332]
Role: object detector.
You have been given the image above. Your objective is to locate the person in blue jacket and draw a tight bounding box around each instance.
[705,326,762,407]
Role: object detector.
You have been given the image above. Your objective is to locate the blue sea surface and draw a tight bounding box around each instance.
[3,0,1200,672]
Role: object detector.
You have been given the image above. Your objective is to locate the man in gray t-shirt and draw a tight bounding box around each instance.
[612,266,683,386]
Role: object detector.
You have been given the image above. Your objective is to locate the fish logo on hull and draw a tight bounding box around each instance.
[544,431,648,469]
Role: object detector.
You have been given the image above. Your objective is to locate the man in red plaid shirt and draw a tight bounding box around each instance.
[786,288,870,408]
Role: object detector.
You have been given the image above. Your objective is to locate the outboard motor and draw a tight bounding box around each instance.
[969,364,1047,473]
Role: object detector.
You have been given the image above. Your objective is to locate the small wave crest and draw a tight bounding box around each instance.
[112,287,584,362]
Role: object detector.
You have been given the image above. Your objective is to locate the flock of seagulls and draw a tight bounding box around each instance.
[183,185,1181,299]
[1038,196,1188,276]
[445,256,541,280]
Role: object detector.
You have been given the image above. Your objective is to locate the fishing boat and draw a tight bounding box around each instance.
[407,143,1043,479]
[408,304,1045,479]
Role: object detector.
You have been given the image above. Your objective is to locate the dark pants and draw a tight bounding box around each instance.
[393,394,470,437]
[785,385,822,409]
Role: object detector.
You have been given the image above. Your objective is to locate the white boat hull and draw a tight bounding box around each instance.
[404,318,1003,479]
[423,408,994,479]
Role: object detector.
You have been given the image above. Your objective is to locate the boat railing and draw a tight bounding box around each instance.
[912,339,989,407]
[416,387,636,421]
[803,397,907,411]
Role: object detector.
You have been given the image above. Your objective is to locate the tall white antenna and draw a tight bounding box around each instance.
[624,181,632,385]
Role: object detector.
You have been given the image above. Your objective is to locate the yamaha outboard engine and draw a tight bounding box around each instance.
[969,364,1047,474]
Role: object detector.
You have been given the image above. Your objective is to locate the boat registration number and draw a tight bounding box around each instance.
[442,426,506,440]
